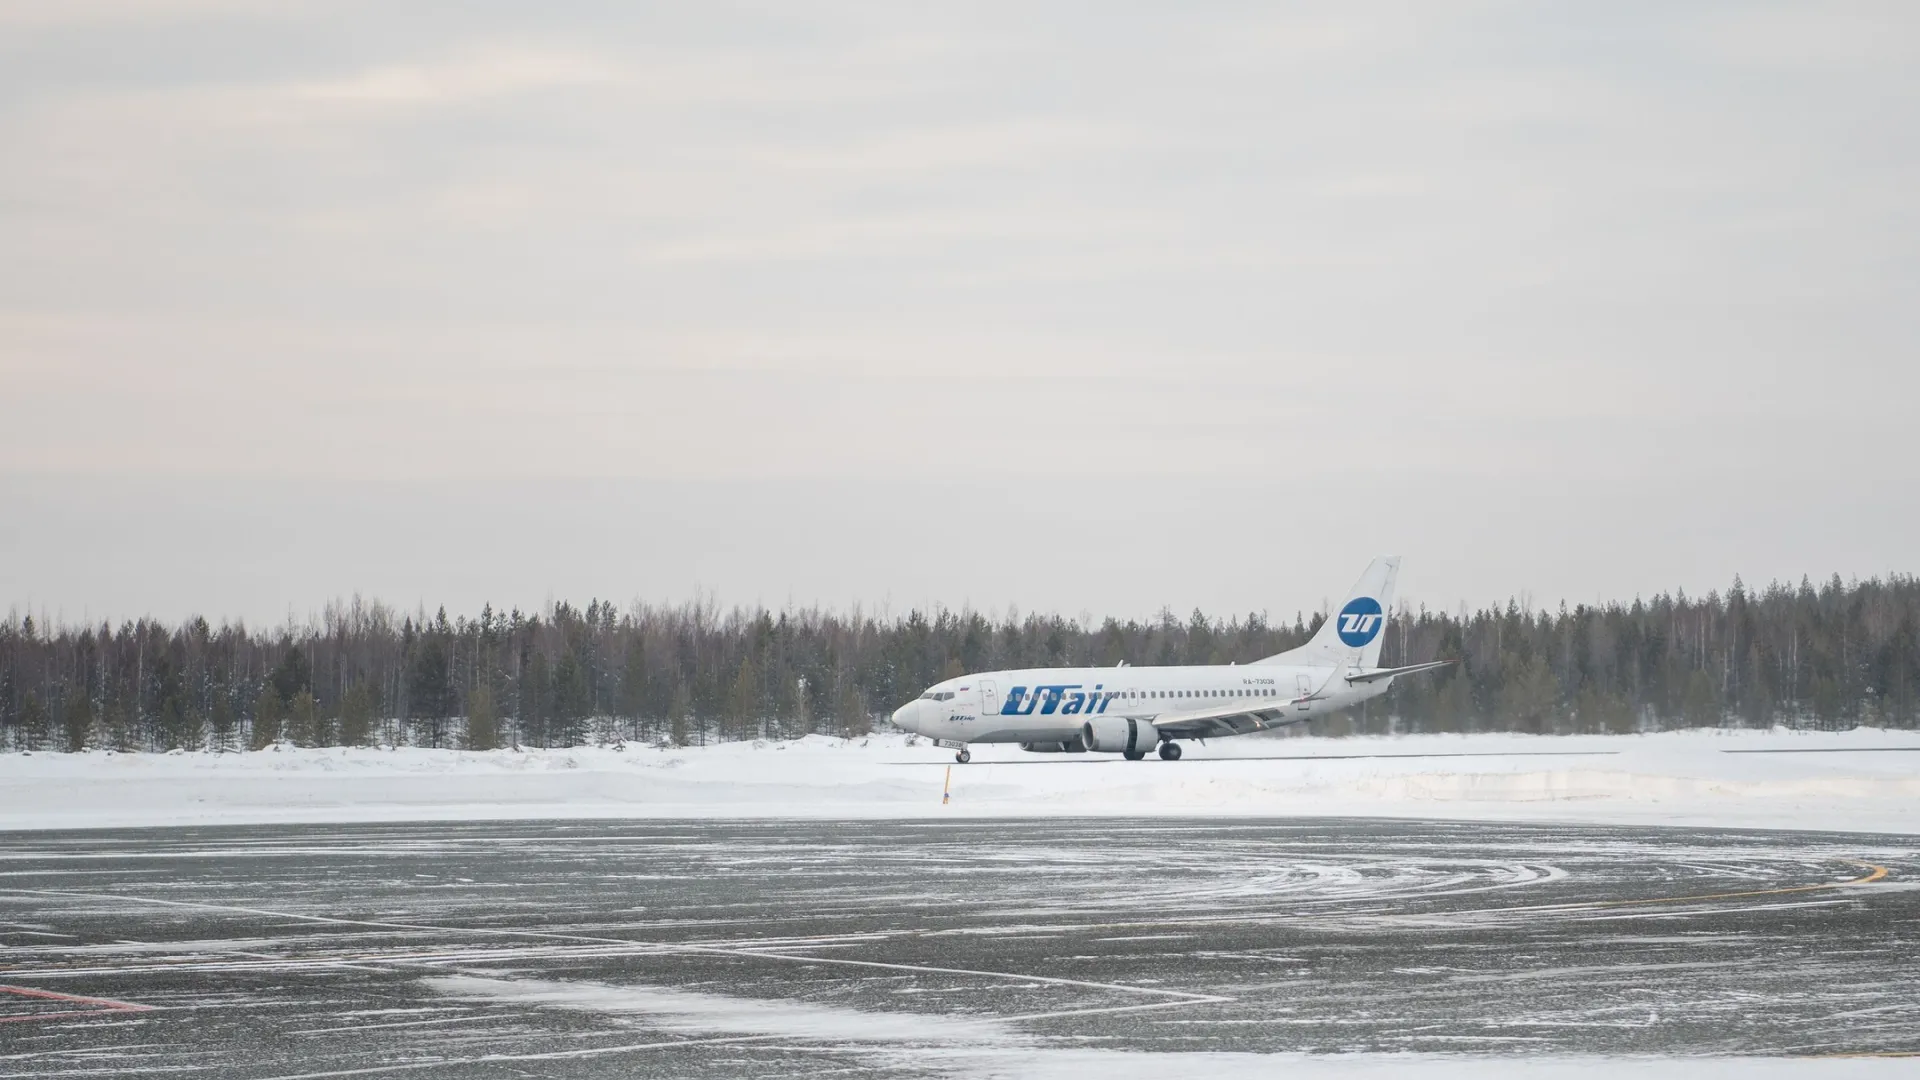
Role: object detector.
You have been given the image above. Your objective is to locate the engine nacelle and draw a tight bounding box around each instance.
[1081,716,1160,755]
[1019,735,1087,753]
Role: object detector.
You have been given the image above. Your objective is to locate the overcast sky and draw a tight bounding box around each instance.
[2,1,1915,628]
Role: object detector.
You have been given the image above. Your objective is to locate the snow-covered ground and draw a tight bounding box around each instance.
[4,727,1917,833]
[3,722,1920,834]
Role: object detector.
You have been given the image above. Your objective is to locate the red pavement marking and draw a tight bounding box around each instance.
[0,984,155,1024]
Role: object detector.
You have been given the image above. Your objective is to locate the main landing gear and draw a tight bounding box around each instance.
[1158,741,1182,761]
[955,748,971,764]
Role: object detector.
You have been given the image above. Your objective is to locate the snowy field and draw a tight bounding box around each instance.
[3,727,1917,834]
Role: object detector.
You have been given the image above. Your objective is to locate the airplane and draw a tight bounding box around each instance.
[890,557,1453,763]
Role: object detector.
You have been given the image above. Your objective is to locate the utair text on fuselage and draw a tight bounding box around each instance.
[889,557,1454,763]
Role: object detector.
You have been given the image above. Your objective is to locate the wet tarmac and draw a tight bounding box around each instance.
[1,818,1915,1077]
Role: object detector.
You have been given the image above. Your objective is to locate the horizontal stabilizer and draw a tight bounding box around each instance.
[1343,659,1457,685]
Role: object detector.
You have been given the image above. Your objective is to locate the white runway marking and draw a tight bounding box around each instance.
[284,1014,478,1036]
[0,887,1234,1005]
[246,1033,798,1079]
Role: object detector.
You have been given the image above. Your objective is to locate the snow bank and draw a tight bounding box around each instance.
[1,727,1916,833]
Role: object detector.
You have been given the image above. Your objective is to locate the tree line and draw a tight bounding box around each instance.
[1,571,1914,753]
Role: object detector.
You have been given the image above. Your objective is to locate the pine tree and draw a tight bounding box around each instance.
[62,690,94,752]
[1496,656,1557,735]
[466,685,500,751]
[1681,670,1721,728]
[619,641,648,742]
[551,651,589,746]
[727,658,758,742]
[207,690,236,752]
[287,690,319,746]
[521,651,550,748]
[19,694,49,752]
[270,646,311,704]
[106,693,136,752]
[151,653,195,749]
[790,676,811,739]
[836,676,869,738]
[668,681,691,747]
[338,682,375,747]
[409,638,453,747]
[251,685,282,750]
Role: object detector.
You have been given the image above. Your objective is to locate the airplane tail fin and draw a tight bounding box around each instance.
[1255,556,1400,669]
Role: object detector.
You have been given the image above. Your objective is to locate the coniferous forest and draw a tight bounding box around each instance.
[2,572,1916,753]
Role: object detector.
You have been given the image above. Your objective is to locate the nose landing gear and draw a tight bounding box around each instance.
[1158,741,1182,761]
[955,748,971,764]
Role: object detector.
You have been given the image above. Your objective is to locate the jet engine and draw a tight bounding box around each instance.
[1019,735,1087,753]
[1081,716,1160,756]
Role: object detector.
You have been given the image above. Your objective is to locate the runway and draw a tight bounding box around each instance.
[0,818,1915,1077]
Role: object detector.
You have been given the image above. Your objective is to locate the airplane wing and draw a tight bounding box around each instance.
[1145,660,1456,739]
[1147,697,1316,740]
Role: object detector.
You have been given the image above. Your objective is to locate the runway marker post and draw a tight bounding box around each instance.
[942,765,951,805]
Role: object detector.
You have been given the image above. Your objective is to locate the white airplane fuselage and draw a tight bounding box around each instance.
[889,661,1392,749]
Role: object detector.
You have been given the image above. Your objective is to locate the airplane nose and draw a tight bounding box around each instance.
[891,702,919,734]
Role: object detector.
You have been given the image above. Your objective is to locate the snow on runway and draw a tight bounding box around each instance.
[0,818,1915,1077]
[1,727,1917,834]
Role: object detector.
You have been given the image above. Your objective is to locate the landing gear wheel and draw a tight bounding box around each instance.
[1122,750,1146,761]
[955,749,971,764]
[1158,742,1182,761]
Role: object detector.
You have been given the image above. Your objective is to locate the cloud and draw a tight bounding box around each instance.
[0,0,298,27]
[1691,5,1920,70]
[289,46,626,106]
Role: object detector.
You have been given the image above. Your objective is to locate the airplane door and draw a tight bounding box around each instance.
[979,680,999,716]
[1295,673,1312,711]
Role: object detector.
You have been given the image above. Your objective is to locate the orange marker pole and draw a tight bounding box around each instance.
[942,765,951,805]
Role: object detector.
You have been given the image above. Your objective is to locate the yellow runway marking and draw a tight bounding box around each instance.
[1577,861,1889,911]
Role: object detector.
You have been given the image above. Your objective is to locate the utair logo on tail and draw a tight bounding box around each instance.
[1336,597,1385,647]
